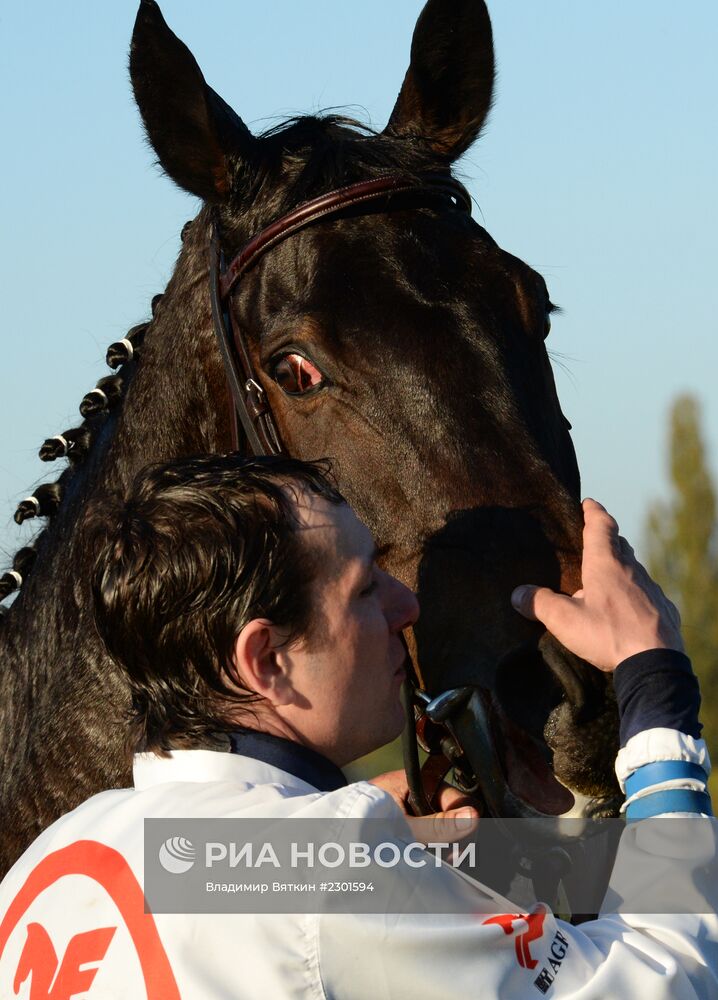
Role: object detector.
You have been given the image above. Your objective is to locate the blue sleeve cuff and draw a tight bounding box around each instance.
[625,787,712,821]
[613,649,702,747]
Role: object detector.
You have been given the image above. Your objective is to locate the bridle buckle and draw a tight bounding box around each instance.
[245,378,264,398]
[245,378,268,420]
[411,685,483,799]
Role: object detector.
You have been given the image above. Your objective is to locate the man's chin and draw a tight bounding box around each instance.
[342,694,406,768]
[387,701,407,744]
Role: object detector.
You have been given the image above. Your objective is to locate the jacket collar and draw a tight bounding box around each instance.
[133,729,347,795]
[229,728,347,792]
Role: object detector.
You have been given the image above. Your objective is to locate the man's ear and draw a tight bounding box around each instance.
[232,620,294,706]
[384,0,495,161]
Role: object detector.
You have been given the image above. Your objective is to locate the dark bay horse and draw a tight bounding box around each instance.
[0,0,619,874]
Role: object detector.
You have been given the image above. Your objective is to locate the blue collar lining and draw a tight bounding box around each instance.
[228,728,347,792]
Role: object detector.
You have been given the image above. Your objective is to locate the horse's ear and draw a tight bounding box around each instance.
[129,0,257,202]
[385,0,495,161]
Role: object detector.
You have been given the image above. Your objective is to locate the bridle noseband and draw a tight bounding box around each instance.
[209,172,472,456]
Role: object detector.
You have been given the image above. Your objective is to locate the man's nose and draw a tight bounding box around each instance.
[384,574,420,632]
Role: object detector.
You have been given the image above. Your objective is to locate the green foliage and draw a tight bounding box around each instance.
[345,737,405,783]
[645,394,718,799]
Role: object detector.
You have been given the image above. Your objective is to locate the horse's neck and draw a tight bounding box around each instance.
[0,211,230,695]
[107,214,231,478]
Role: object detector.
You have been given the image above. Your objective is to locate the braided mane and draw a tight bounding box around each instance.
[0,299,156,610]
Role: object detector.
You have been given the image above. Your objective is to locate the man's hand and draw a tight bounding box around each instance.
[511,498,684,672]
[370,768,479,843]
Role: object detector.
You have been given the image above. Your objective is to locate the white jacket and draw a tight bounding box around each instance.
[0,746,716,999]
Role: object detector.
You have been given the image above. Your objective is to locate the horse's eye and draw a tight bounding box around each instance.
[544,313,552,338]
[272,353,325,395]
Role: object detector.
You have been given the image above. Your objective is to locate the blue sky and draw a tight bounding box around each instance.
[1,1,716,566]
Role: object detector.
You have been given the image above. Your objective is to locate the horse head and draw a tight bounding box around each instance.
[129,0,619,819]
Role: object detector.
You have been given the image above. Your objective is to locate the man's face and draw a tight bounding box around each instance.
[284,492,420,767]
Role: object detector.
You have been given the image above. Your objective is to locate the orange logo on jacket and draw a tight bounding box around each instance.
[13,922,116,999]
[0,840,178,999]
[483,909,547,970]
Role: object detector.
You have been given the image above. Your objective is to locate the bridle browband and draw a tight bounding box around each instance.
[209,172,472,456]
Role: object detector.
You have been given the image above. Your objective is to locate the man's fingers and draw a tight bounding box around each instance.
[406,807,479,845]
[511,585,579,632]
[511,584,541,620]
[511,499,686,670]
[434,780,481,815]
[582,497,621,557]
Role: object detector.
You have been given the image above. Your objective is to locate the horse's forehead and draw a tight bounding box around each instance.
[252,211,531,340]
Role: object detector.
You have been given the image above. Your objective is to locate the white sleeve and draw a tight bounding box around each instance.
[616,728,711,790]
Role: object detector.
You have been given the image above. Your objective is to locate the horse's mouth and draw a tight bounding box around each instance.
[413,634,619,822]
[484,635,619,819]
[488,638,575,814]
[489,696,575,815]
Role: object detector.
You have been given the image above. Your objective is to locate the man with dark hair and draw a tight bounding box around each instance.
[89,453,421,771]
[90,454,349,754]
[0,453,716,998]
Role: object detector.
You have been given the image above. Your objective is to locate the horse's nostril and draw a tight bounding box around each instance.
[538,633,609,724]
[494,642,564,746]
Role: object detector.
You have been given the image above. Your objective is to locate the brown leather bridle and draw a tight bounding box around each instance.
[208,172,472,456]
[208,171,474,815]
